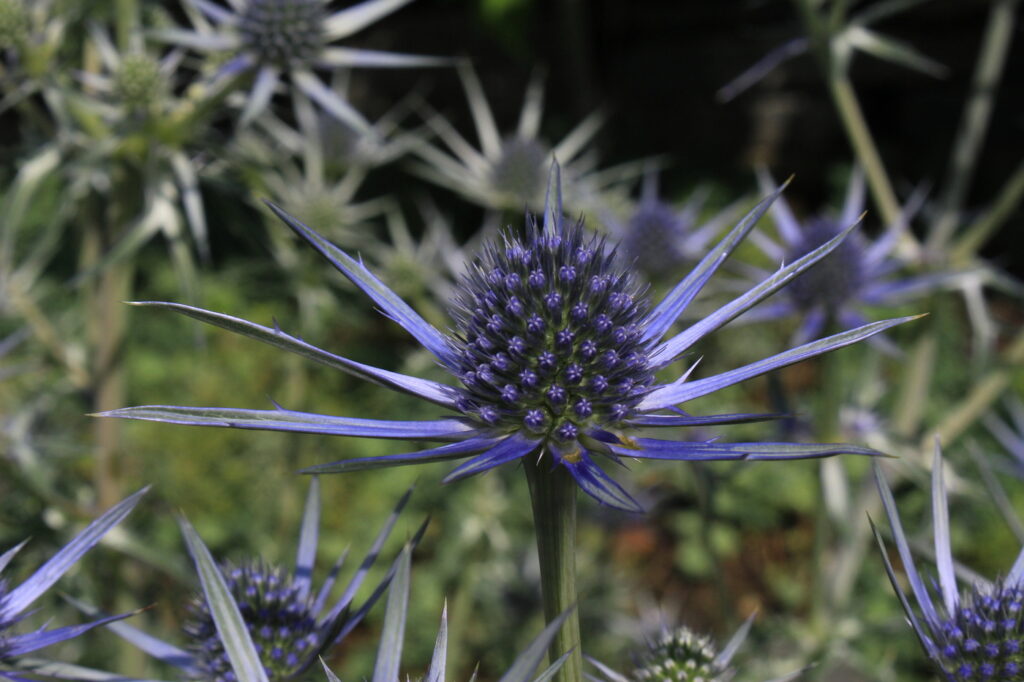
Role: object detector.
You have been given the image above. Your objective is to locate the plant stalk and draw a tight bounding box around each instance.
[525,456,582,682]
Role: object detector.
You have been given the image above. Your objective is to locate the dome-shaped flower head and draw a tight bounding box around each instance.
[0,488,146,674]
[410,63,639,213]
[96,479,420,681]
[601,170,744,278]
[157,0,449,130]
[101,164,917,513]
[588,619,802,682]
[321,544,571,682]
[745,169,946,350]
[873,442,1024,680]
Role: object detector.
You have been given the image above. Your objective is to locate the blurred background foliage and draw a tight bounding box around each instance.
[0,0,1022,681]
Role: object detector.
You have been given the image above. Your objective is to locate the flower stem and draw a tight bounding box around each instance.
[525,456,582,682]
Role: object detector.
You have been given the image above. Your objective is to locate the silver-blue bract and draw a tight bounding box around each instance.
[873,442,1024,680]
[0,488,147,676]
[321,543,570,682]
[100,164,917,513]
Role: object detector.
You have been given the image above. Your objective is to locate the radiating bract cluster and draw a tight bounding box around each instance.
[160,0,447,129]
[745,169,948,350]
[874,443,1024,681]
[103,164,916,514]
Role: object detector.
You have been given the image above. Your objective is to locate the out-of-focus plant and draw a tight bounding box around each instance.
[410,63,642,216]
[156,0,449,130]
[597,169,745,283]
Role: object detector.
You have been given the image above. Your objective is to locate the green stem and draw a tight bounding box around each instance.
[524,457,582,682]
[928,0,1018,252]
[794,0,908,249]
[826,76,903,234]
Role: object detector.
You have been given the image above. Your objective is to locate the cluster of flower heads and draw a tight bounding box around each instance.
[874,442,1024,681]
[102,163,915,513]
[0,488,146,677]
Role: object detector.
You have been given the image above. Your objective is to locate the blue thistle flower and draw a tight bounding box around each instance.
[0,488,146,674]
[410,64,641,213]
[157,0,449,129]
[873,442,1024,680]
[100,164,916,513]
[601,170,742,278]
[744,169,949,351]
[96,479,419,682]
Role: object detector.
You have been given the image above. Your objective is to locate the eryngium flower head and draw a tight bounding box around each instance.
[449,218,654,442]
[746,168,947,350]
[633,628,723,682]
[589,618,801,682]
[874,442,1024,680]
[184,561,319,678]
[0,0,28,49]
[105,480,418,682]
[102,164,916,512]
[237,0,325,67]
[410,63,638,213]
[0,488,146,666]
[602,171,741,278]
[157,0,448,129]
[113,53,166,111]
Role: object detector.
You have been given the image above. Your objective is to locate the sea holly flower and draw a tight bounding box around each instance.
[588,619,802,682]
[93,479,420,681]
[158,0,449,130]
[873,442,1024,680]
[0,487,147,675]
[410,63,641,213]
[101,164,912,513]
[320,544,570,682]
[600,169,744,278]
[742,169,955,350]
